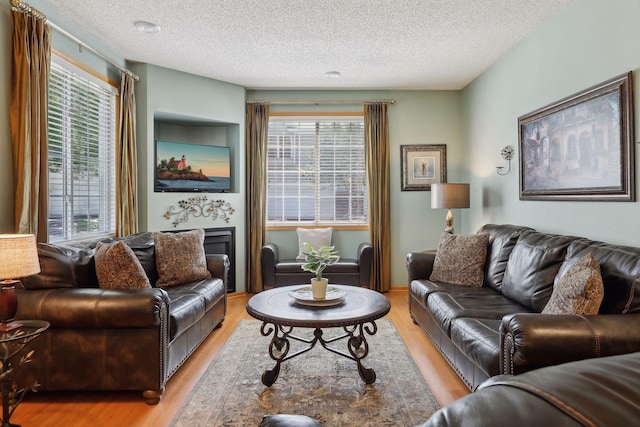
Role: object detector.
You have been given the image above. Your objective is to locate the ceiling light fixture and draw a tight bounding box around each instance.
[134,21,161,34]
[324,71,341,79]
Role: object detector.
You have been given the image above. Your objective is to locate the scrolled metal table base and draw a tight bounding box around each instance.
[259,321,378,386]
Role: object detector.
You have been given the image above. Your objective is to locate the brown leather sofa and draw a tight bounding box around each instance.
[418,351,640,426]
[261,242,372,289]
[15,232,228,404]
[407,224,640,390]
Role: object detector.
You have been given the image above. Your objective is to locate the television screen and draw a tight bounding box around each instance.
[155,140,231,193]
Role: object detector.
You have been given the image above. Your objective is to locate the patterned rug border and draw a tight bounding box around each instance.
[170,318,439,426]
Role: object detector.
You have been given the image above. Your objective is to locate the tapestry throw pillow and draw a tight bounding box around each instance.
[296,227,333,260]
[94,241,151,289]
[429,232,490,287]
[153,229,211,287]
[542,253,604,315]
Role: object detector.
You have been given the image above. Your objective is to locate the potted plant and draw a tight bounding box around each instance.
[300,242,340,299]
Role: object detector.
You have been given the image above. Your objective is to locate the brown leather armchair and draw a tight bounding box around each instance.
[261,242,372,289]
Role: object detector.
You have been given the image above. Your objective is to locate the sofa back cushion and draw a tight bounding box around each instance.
[22,242,98,289]
[564,239,640,314]
[477,224,535,292]
[22,232,158,290]
[501,232,577,311]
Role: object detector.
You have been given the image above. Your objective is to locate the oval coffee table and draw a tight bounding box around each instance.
[246,285,391,386]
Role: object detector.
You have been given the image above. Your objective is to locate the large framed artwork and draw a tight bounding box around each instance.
[401,144,446,191]
[519,72,635,201]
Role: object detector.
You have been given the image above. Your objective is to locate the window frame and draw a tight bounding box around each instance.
[266,112,369,231]
[47,50,120,243]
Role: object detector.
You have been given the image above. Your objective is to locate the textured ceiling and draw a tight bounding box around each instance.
[38,0,573,90]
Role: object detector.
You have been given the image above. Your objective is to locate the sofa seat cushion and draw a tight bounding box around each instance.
[410,279,486,309]
[165,277,224,341]
[275,259,358,274]
[451,318,502,378]
[427,290,532,335]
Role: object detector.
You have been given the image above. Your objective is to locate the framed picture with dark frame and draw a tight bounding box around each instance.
[519,72,635,201]
[401,144,446,191]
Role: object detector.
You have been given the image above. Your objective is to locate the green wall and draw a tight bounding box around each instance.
[460,0,640,245]
[131,63,247,290]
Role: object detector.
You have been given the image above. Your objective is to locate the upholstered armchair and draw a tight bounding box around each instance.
[261,242,372,289]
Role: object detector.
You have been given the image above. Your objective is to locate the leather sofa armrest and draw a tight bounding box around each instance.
[406,250,436,284]
[206,254,230,290]
[357,242,373,286]
[500,313,640,375]
[261,243,279,289]
[16,287,170,329]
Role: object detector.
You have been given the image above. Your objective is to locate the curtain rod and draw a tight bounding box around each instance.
[247,99,395,105]
[10,0,139,81]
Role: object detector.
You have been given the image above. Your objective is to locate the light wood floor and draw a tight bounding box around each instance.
[14,288,469,427]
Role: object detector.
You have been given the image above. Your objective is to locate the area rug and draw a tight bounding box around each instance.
[170,319,439,427]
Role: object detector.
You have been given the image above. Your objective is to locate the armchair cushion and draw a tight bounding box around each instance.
[296,227,333,260]
[153,229,211,287]
[94,241,151,289]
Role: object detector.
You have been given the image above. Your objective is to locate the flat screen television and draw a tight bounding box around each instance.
[154,140,231,193]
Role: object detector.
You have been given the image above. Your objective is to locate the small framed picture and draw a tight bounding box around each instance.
[401,144,447,191]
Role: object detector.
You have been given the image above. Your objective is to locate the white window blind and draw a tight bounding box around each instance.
[47,56,117,242]
[267,117,367,225]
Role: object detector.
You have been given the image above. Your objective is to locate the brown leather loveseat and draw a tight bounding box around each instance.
[407,224,640,390]
[15,231,228,404]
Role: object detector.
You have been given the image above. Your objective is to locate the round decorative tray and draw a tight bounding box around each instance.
[288,286,347,307]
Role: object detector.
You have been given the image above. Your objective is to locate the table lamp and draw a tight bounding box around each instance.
[0,234,40,331]
[431,183,470,234]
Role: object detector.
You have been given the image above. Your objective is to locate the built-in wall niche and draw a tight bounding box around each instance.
[153,112,240,193]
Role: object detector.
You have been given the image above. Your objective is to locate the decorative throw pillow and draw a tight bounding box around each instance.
[429,232,490,287]
[542,253,604,315]
[153,229,211,287]
[94,241,151,289]
[296,227,333,260]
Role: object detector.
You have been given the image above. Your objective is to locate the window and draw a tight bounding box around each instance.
[266,116,367,226]
[47,55,118,242]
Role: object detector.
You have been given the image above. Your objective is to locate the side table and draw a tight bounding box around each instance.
[0,320,49,427]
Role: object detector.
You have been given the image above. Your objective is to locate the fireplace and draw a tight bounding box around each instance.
[203,227,236,293]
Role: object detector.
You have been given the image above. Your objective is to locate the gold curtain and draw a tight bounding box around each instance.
[245,103,270,293]
[10,10,51,241]
[364,103,391,292]
[116,72,138,237]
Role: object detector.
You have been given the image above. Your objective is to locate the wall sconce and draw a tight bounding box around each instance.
[496,145,514,176]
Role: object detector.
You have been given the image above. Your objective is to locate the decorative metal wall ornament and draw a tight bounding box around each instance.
[164,196,234,227]
[496,145,515,175]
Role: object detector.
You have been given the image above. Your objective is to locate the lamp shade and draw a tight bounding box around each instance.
[0,234,41,280]
[431,183,470,209]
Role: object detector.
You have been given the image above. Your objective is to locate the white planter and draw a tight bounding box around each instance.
[311,278,328,299]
